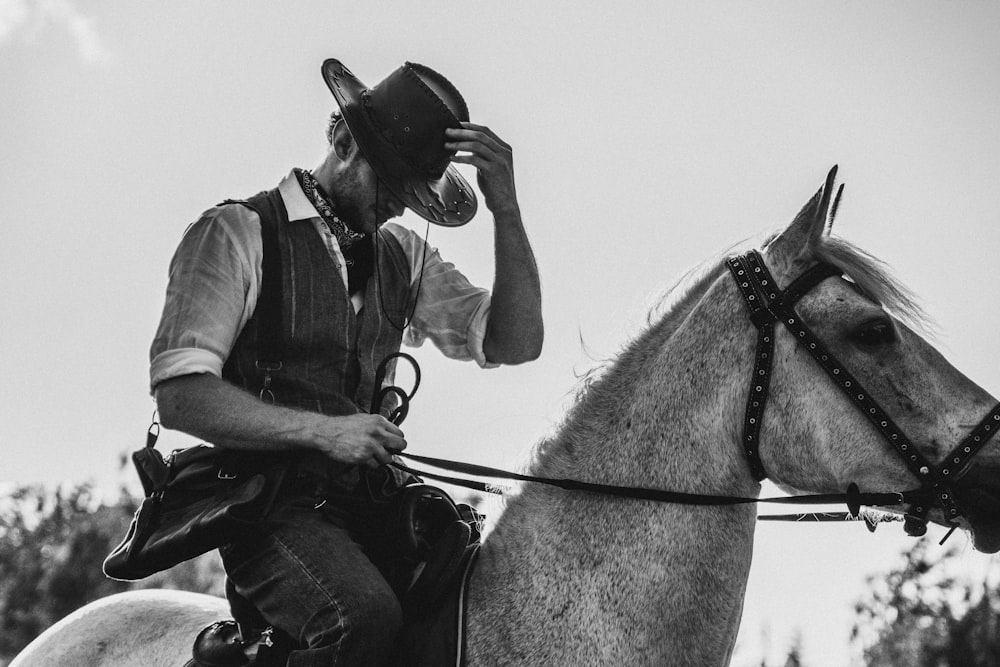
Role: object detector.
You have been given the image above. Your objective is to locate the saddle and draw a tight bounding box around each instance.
[186,484,482,667]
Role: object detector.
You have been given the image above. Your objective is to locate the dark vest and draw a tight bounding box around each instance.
[221,188,413,417]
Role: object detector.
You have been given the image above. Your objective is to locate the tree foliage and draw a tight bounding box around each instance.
[851,538,1000,666]
[0,483,224,664]
[0,480,485,664]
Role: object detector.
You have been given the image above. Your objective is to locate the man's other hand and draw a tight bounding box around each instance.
[312,413,407,468]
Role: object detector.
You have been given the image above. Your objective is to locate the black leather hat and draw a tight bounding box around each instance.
[322,59,478,227]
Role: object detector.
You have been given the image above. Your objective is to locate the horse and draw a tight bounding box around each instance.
[13,168,1000,666]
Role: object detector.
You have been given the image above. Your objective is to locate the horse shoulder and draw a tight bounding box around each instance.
[10,589,228,667]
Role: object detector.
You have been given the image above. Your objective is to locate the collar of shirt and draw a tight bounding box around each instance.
[278,170,323,222]
[276,170,361,311]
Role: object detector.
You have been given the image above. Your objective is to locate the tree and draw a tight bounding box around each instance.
[851,538,1000,666]
[782,630,805,667]
[0,482,224,664]
[0,478,486,663]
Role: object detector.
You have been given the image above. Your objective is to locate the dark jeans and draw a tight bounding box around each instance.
[220,468,404,667]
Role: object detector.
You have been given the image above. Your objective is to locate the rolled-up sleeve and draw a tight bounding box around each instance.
[149,206,262,392]
[385,224,497,368]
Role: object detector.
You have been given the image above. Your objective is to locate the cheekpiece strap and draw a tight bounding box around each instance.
[727,253,779,480]
[728,251,780,324]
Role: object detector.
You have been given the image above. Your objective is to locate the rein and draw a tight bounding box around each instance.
[370,356,903,524]
[389,451,909,517]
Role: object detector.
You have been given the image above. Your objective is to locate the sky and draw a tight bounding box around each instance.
[2,1,999,665]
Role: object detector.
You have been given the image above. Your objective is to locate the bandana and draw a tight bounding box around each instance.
[294,168,374,294]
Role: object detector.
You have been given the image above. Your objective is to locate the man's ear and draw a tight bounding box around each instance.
[331,119,356,161]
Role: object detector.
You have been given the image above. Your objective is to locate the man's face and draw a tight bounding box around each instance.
[334,149,407,235]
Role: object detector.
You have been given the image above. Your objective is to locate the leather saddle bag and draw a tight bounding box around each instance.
[103,426,287,581]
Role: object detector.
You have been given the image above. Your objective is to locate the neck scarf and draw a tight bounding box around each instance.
[294,168,374,294]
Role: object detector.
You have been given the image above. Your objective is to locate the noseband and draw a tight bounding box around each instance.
[727,250,1000,535]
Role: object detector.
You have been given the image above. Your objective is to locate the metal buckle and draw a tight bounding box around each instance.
[256,361,281,404]
[255,361,282,372]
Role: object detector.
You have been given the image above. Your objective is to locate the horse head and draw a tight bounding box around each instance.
[755,167,1000,552]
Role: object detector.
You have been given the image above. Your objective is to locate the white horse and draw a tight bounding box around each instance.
[14,170,1000,666]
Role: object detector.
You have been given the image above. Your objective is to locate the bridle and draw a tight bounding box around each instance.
[727,249,1000,536]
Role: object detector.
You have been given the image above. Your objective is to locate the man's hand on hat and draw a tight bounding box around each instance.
[445,123,519,217]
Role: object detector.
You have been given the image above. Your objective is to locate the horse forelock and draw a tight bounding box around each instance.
[814,235,931,333]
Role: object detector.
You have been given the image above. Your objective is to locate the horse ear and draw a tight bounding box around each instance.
[828,182,845,233]
[765,166,840,276]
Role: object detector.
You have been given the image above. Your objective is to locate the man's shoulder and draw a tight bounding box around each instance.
[193,199,264,232]
[380,221,416,245]
[176,200,264,260]
[374,222,413,278]
[210,192,274,222]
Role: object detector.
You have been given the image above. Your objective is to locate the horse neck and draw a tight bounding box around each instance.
[467,270,762,666]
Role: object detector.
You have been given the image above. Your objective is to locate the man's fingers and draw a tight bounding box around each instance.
[379,419,405,438]
[381,433,407,452]
[445,138,505,158]
[445,127,509,153]
[373,445,396,466]
[449,152,489,171]
[455,122,510,148]
[445,142,499,166]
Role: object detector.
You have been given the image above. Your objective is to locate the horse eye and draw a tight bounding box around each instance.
[852,320,896,347]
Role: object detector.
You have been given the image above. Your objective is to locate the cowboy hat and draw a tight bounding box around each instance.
[321,59,478,227]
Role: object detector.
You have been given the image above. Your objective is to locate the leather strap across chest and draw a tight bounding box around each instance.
[727,250,1000,528]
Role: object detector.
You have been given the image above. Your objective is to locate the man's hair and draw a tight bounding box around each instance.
[326,110,343,146]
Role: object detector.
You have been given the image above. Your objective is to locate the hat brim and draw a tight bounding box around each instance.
[322,59,477,227]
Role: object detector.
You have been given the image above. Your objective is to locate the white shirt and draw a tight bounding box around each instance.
[149,171,495,392]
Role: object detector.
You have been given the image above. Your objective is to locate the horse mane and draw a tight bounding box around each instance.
[527,249,739,478]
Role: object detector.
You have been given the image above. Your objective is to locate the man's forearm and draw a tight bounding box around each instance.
[443,123,543,364]
[483,206,543,364]
[154,373,408,467]
[155,373,325,452]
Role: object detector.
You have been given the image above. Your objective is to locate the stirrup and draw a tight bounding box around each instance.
[192,621,276,667]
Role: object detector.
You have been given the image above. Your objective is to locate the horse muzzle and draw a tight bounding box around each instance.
[951,464,1000,553]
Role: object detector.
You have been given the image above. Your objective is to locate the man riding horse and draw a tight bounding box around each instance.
[149,58,543,666]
